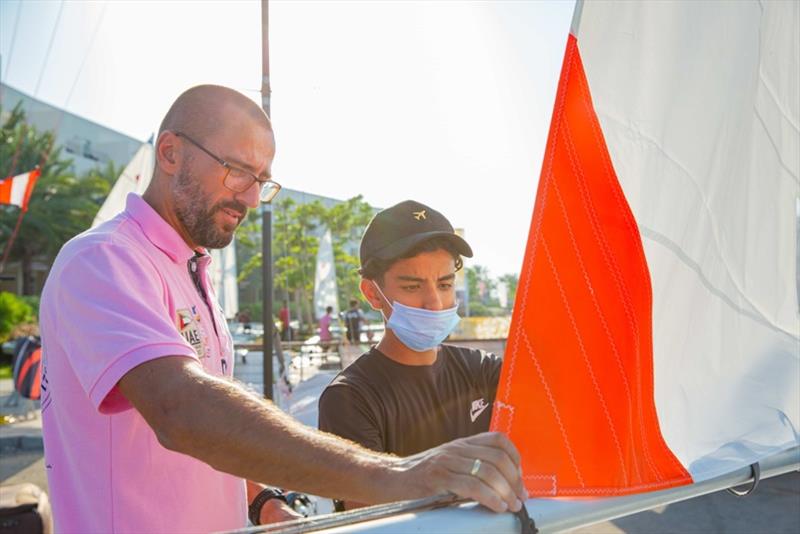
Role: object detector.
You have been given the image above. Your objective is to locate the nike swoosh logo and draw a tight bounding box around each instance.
[470,402,489,422]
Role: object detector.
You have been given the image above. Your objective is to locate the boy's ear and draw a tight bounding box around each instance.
[360,279,384,311]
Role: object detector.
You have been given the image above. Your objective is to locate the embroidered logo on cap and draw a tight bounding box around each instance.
[413,209,427,221]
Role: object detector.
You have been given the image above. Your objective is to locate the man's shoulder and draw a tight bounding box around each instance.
[43,213,162,311]
[53,213,143,271]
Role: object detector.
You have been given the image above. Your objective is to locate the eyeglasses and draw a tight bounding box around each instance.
[174,131,281,203]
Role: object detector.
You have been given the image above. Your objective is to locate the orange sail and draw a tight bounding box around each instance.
[490,34,691,496]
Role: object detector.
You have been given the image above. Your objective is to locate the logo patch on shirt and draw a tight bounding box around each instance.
[470,398,489,422]
[176,306,208,358]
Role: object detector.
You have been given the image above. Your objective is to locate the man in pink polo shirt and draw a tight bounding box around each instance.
[40,85,526,533]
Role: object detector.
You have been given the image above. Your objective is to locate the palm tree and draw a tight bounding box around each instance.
[1,104,113,294]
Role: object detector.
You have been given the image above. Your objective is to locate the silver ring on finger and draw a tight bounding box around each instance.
[470,458,482,477]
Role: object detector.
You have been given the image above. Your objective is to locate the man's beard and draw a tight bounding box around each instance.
[172,165,247,249]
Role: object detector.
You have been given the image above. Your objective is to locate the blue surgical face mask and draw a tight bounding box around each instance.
[372,281,461,352]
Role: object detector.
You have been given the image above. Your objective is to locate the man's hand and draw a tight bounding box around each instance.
[392,432,527,513]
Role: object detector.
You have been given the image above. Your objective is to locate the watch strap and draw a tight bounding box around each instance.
[248,487,288,526]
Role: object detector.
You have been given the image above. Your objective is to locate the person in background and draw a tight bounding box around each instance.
[318,305,334,352]
[319,200,504,511]
[39,86,526,533]
[238,309,252,334]
[344,299,366,344]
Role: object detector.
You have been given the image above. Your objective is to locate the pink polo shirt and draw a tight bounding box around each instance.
[40,194,245,533]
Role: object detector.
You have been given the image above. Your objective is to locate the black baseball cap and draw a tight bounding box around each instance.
[360,200,473,267]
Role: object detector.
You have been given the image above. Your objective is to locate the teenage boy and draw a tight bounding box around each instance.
[319,200,503,509]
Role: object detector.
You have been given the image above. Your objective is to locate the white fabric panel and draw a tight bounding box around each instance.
[314,229,340,320]
[210,241,239,320]
[92,142,154,228]
[577,0,799,481]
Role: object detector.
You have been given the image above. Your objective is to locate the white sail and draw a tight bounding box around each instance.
[92,142,154,228]
[209,241,239,320]
[575,0,799,482]
[313,229,340,320]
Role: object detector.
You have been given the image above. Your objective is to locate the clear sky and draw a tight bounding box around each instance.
[0,0,575,277]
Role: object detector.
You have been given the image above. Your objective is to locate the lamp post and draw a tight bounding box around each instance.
[261,202,273,400]
[260,0,274,400]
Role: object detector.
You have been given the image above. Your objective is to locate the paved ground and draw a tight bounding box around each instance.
[2,367,798,533]
[0,450,48,492]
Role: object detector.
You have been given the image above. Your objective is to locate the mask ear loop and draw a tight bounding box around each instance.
[370,281,394,318]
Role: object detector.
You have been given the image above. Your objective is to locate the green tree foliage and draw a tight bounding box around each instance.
[468,265,496,300]
[0,104,117,294]
[274,198,325,328]
[230,211,264,325]
[0,291,34,343]
[465,265,519,317]
[320,196,374,311]
[236,195,374,331]
[498,273,519,311]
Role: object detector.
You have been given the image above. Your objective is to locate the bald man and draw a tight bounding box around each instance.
[39,85,526,533]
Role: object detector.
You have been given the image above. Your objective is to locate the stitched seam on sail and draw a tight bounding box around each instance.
[560,100,660,480]
[573,49,684,476]
[552,178,644,484]
[505,25,578,414]
[523,474,557,496]
[543,238,629,485]
[521,329,585,487]
[508,33,577,408]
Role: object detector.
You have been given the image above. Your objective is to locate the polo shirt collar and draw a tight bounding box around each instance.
[125,193,206,264]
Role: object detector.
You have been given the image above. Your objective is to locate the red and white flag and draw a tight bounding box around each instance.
[493,0,798,497]
[0,169,40,212]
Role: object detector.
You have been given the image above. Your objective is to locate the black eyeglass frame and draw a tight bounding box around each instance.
[174,131,281,203]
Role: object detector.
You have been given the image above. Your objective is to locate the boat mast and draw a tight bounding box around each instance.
[569,0,585,36]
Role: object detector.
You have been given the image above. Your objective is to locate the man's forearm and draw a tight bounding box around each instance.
[121,357,527,514]
[139,362,401,504]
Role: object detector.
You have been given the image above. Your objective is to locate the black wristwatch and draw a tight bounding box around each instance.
[248,488,289,526]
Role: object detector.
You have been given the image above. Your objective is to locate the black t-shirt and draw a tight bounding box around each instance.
[318,344,503,457]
